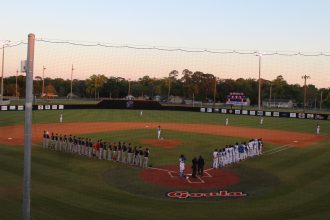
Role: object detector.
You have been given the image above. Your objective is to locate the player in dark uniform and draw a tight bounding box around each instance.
[107,143,112,160]
[63,134,68,152]
[103,142,108,160]
[127,144,133,165]
[122,143,127,163]
[59,134,63,152]
[197,156,205,176]
[138,147,144,167]
[143,148,149,168]
[117,142,123,162]
[45,131,50,149]
[134,146,139,165]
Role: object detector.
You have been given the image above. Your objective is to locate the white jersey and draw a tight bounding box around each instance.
[157,127,161,139]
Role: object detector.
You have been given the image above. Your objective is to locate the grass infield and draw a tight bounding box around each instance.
[0,109,329,220]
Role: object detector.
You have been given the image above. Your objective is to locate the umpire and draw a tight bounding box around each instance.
[198,156,205,177]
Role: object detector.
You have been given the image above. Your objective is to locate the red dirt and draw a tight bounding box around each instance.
[140,165,240,189]
[140,139,182,149]
[0,122,327,147]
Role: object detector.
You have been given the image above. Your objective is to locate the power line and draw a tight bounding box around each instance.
[2,38,330,57]
[30,38,330,57]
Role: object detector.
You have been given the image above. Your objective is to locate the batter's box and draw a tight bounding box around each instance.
[186,175,205,184]
[202,171,212,178]
[167,171,179,178]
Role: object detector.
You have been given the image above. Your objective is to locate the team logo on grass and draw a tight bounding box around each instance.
[166,190,247,199]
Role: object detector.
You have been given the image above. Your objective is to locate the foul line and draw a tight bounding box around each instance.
[266,147,293,155]
[263,144,291,154]
[263,144,294,156]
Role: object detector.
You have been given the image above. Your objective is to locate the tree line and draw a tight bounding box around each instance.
[2,69,330,108]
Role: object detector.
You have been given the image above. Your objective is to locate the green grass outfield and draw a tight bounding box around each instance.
[0,109,330,220]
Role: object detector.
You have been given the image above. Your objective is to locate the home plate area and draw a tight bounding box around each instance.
[167,169,212,184]
[140,165,240,189]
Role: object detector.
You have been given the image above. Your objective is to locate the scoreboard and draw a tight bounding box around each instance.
[226,92,248,106]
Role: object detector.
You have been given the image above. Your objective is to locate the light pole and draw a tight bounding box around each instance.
[70,64,74,98]
[16,69,19,97]
[302,75,310,112]
[257,53,262,110]
[42,66,46,97]
[1,40,10,102]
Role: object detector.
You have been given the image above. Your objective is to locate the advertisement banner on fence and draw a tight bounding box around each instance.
[257,111,263,116]
[38,105,44,110]
[250,110,256,115]
[235,110,241,115]
[9,106,16,110]
[18,105,24,110]
[307,114,314,119]
[298,113,305,119]
[1,106,8,111]
[200,108,205,112]
[265,112,272,116]
[290,113,297,118]
[207,108,212,113]
[214,108,219,113]
[221,109,227,114]
[242,110,248,115]
[273,112,280,117]
[51,105,58,110]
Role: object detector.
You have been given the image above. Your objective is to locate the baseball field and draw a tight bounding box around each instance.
[0,109,330,220]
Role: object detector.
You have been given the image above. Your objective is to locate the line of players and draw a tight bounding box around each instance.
[212,138,263,168]
[42,131,150,168]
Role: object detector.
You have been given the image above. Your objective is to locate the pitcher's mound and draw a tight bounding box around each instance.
[141,139,182,149]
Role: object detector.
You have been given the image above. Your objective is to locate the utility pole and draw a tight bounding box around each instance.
[302,75,310,112]
[269,82,272,108]
[23,33,35,220]
[1,40,10,102]
[320,91,323,110]
[70,64,74,98]
[16,69,18,97]
[213,77,217,106]
[128,78,131,96]
[42,66,46,97]
[167,77,171,101]
[94,77,97,100]
[257,53,262,110]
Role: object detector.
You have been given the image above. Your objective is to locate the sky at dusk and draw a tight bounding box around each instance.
[1,0,330,88]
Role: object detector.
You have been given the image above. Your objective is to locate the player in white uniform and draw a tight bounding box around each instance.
[225,117,229,126]
[157,126,161,139]
[260,117,264,125]
[140,110,143,116]
[213,149,218,168]
[179,155,186,177]
[316,124,320,135]
[60,114,63,123]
